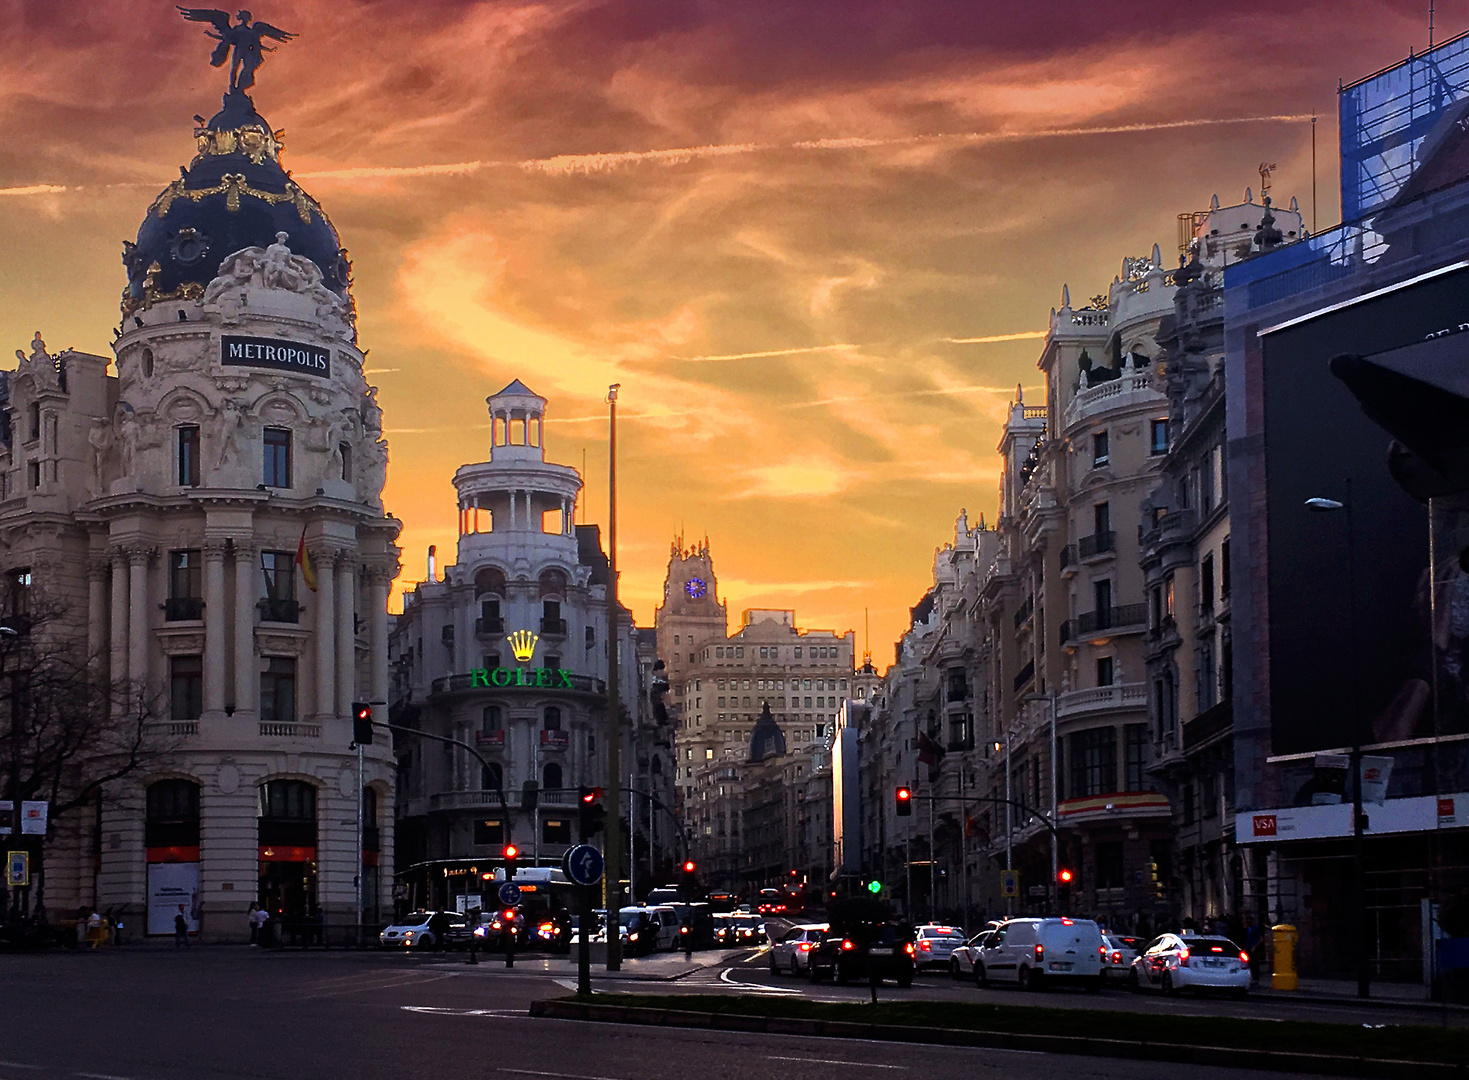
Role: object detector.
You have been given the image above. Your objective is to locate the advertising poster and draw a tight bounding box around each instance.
[147,862,200,935]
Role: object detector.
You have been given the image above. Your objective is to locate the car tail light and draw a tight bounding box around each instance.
[1178,948,1190,967]
[540,923,554,933]
[1239,951,1250,963]
[1034,944,1044,961]
[1061,918,1073,926]
[799,942,814,952]
[1210,946,1223,953]
[920,940,931,951]
[1099,945,1107,959]
[1111,950,1121,964]
[841,939,856,951]
[904,942,916,955]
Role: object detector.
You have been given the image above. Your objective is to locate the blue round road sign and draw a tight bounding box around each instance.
[498,881,523,906]
[564,844,605,887]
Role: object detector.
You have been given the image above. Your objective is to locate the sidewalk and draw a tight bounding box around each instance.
[1254,975,1468,1011]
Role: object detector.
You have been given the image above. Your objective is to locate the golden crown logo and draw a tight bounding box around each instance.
[506,630,539,664]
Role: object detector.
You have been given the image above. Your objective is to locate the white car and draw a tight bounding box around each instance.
[1101,933,1141,981]
[1130,933,1250,997]
[913,924,966,970]
[949,929,995,980]
[975,917,1105,991]
[379,911,468,949]
[770,923,828,975]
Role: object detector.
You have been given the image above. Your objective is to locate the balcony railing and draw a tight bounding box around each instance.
[540,617,567,636]
[1062,604,1148,642]
[1012,658,1035,692]
[1059,545,1077,570]
[1056,682,1148,719]
[1078,530,1116,559]
[145,721,199,738]
[258,597,301,623]
[1013,594,1034,628]
[476,616,504,636]
[1063,370,1164,428]
[163,597,204,621]
[259,722,321,738]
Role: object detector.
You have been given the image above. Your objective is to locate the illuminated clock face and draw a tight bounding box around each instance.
[685,578,707,599]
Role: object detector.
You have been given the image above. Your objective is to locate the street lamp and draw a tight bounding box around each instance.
[1022,689,1059,913]
[1305,481,1370,999]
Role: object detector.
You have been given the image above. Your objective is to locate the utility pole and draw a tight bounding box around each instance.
[605,383,623,971]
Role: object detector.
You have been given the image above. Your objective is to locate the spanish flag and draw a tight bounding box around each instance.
[295,526,317,592]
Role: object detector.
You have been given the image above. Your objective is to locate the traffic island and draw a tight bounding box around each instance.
[528,994,1469,1079]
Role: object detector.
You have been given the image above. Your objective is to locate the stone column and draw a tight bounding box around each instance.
[87,559,108,673]
[335,556,356,717]
[368,567,390,707]
[203,541,228,714]
[314,546,336,720]
[233,542,257,715]
[109,551,128,693]
[127,547,152,697]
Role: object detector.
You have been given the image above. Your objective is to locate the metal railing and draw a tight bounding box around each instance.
[258,597,301,623]
[540,617,567,635]
[1059,544,1077,569]
[1078,530,1116,559]
[475,616,504,636]
[163,597,204,621]
[1012,658,1035,692]
[1012,594,1034,628]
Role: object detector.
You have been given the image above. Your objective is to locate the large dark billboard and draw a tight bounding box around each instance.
[1262,263,1469,759]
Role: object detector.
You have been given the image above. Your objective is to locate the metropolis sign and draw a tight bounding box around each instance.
[221,335,330,377]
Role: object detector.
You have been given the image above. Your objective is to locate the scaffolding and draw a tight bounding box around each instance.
[1340,28,1469,221]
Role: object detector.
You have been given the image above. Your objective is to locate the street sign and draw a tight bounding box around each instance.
[1000,869,1019,898]
[563,844,605,887]
[7,850,28,888]
[20,801,47,835]
[497,881,523,906]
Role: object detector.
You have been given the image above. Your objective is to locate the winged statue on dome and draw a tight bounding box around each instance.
[177,7,296,92]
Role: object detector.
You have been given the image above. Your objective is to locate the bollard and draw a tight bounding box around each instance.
[1271,923,1299,991]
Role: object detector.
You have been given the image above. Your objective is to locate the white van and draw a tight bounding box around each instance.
[976,917,1104,991]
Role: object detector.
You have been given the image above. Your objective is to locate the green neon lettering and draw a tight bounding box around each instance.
[556,668,573,688]
[490,668,512,687]
[536,667,551,687]
[515,667,528,687]
[470,668,490,687]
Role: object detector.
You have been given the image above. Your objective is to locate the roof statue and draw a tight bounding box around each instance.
[178,8,296,93]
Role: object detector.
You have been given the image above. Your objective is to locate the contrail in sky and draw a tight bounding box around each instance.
[943,331,1048,344]
[678,343,860,362]
[0,113,1316,194]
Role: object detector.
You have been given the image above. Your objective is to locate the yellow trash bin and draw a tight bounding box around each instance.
[1271,923,1299,991]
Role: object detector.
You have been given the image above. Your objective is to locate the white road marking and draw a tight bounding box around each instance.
[400,1005,524,1017]
[75,1073,135,1080]
[500,1069,625,1080]
[718,967,803,995]
[0,1065,42,1072]
[765,1056,906,1069]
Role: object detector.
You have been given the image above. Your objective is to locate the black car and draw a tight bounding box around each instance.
[808,920,915,987]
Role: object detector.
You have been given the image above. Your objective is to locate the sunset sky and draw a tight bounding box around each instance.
[0,1,1441,660]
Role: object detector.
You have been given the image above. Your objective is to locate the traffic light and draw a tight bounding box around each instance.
[895,786,912,816]
[865,878,883,895]
[352,702,373,745]
[1057,867,1073,909]
[680,859,697,898]
[503,843,519,879]
[578,786,606,839]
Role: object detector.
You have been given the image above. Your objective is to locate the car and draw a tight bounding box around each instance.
[913,924,966,971]
[1101,933,1141,981]
[379,910,469,950]
[949,929,995,980]
[727,913,764,945]
[974,917,1105,991]
[1130,933,1250,997]
[770,923,828,975]
[756,888,785,915]
[618,908,664,956]
[808,921,916,987]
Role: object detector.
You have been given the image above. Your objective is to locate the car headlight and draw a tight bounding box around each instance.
[628,932,639,941]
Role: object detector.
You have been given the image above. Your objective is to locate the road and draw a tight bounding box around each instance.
[0,945,1455,1080]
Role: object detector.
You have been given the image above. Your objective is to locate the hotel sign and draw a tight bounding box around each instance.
[221,335,330,377]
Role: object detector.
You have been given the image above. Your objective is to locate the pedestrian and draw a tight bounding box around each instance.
[87,909,103,949]
[428,909,449,952]
[75,906,88,949]
[247,902,260,946]
[174,905,190,949]
[1243,913,1263,984]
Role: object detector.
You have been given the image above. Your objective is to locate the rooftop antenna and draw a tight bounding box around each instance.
[1258,161,1277,198]
[1430,0,1435,48]
[863,607,872,667]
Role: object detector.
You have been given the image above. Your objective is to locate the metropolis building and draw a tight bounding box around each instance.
[0,67,400,934]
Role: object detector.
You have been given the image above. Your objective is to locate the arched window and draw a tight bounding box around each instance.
[543,763,563,790]
[481,762,503,791]
[537,568,567,598]
[475,567,507,596]
[543,706,562,731]
[259,779,316,820]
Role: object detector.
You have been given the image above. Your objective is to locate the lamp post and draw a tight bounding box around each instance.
[604,383,623,972]
[994,732,1012,917]
[1022,688,1059,912]
[1306,481,1370,999]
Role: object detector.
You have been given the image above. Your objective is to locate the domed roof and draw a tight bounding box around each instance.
[122,88,350,317]
[748,703,787,763]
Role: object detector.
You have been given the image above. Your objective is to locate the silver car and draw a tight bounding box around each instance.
[913,924,966,971]
[770,923,828,975]
[949,929,995,980]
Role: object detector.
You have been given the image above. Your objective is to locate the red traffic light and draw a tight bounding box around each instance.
[682,860,696,874]
[354,702,371,722]
[1058,868,1074,883]
[896,787,911,802]
[580,786,603,804]
[502,908,517,920]
[503,843,519,860]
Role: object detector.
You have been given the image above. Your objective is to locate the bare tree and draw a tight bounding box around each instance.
[1,599,166,924]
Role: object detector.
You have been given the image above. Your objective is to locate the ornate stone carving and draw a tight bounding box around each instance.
[211,398,249,470]
[256,629,308,657]
[14,332,61,391]
[201,232,354,340]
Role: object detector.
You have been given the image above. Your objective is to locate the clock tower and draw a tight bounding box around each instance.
[654,534,728,726]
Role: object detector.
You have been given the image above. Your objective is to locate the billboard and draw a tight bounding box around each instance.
[1261,264,1469,776]
[147,862,200,935]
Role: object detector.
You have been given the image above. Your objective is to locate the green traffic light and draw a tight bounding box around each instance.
[866,879,882,894]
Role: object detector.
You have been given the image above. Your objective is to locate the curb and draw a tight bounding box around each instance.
[527,999,1466,1080]
[1252,990,1468,1013]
